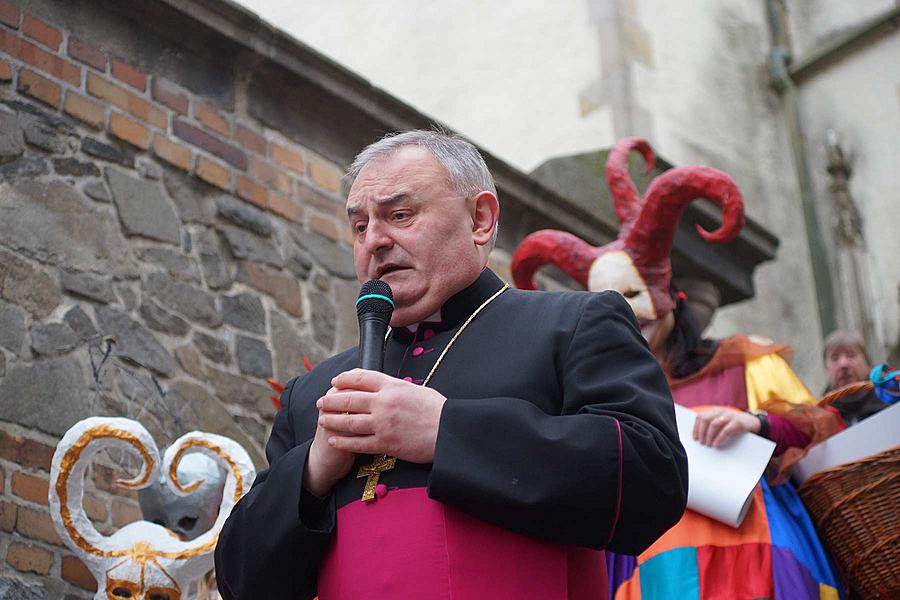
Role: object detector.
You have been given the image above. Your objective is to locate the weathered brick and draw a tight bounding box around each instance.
[0,30,81,85]
[111,498,141,527]
[22,15,62,51]
[67,36,106,71]
[0,58,11,81]
[110,56,146,91]
[0,0,19,28]
[236,175,268,209]
[0,499,16,531]
[0,431,55,471]
[269,190,303,223]
[63,90,104,129]
[249,156,292,194]
[174,117,246,169]
[6,542,52,575]
[308,209,341,242]
[308,156,344,194]
[83,493,108,523]
[62,554,98,592]
[91,464,118,493]
[109,111,150,150]
[16,505,63,546]
[87,72,166,128]
[11,471,50,506]
[271,142,304,174]
[151,77,188,114]
[235,124,266,154]
[195,101,230,136]
[17,68,60,108]
[295,179,344,218]
[153,134,193,171]
[196,156,231,191]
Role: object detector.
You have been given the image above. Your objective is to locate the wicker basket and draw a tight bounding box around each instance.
[797,446,900,600]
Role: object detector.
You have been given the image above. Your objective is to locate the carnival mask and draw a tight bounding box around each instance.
[512,137,745,323]
[50,417,255,600]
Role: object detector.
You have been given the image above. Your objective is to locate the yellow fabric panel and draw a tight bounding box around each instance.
[819,583,840,600]
[743,353,817,412]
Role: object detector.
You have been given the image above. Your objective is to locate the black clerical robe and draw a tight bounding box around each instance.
[215,269,688,599]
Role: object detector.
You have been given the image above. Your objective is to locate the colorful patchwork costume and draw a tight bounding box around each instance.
[513,138,844,599]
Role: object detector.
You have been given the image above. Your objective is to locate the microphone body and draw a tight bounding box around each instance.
[356,280,395,372]
[358,315,390,371]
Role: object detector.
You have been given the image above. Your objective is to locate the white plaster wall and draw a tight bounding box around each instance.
[795,31,900,365]
[785,0,896,57]
[245,0,616,169]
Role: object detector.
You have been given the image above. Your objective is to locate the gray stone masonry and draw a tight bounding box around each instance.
[222,292,266,334]
[60,270,116,304]
[193,331,231,365]
[0,355,91,436]
[30,321,79,356]
[235,335,273,379]
[106,168,182,245]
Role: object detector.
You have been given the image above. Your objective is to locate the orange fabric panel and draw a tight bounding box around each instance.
[638,487,771,561]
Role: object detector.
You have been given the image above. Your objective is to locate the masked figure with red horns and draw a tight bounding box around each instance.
[513,138,845,600]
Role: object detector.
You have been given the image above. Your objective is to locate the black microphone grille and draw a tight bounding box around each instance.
[356,280,394,319]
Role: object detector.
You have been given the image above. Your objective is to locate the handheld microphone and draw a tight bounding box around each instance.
[356,280,394,371]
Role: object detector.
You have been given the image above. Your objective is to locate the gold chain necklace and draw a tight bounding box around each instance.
[357,282,509,501]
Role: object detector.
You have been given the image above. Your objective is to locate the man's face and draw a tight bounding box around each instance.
[347,146,483,326]
[825,344,870,389]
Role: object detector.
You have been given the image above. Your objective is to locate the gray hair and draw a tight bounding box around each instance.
[345,129,499,247]
[823,329,870,363]
[345,130,497,199]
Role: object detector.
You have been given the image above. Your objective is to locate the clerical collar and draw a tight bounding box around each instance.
[391,269,505,344]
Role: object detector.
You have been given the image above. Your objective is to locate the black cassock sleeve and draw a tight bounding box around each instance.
[428,291,688,554]
[214,377,330,600]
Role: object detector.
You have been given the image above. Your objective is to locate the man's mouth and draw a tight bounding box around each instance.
[376,264,408,278]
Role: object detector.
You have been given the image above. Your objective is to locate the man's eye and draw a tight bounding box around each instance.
[392,211,411,221]
[354,223,367,234]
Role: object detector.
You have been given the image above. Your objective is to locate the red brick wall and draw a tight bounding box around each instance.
[0,0,351,247]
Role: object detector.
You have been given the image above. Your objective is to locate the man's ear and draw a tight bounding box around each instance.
[471,191,499,247]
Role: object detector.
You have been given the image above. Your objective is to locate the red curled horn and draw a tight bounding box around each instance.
[624,165,745,269]
[511,230,601,290]
[606,137,656,234]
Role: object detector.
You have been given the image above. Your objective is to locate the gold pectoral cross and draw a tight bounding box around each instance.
[356,454,396,502]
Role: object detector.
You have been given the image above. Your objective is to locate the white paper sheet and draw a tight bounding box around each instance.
[674,404,776,528]
[793,400,900,485]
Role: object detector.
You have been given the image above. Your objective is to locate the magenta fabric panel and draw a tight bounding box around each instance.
[318,486,608,599]
[671,364,748,410]
[766,414,811,456]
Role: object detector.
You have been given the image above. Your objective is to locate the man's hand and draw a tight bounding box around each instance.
[317,369,447,464]
[693,407,761,448]
[304,405,355,497]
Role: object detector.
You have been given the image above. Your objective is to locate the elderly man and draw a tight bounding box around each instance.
[823,330,884,425]
[215,130,687,599]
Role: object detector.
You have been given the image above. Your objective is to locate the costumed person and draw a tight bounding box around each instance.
[214,130,688,599]
[512,137,846,600]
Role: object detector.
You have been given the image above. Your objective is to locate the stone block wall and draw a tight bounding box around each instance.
[0,1,361,595]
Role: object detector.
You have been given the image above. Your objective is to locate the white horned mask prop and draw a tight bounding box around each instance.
[49,417,255,600]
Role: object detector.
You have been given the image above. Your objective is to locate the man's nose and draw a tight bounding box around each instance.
[363,220,393,254]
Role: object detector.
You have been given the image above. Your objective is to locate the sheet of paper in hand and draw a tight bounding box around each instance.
[674,404,776,528]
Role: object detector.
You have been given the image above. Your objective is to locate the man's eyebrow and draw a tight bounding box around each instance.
[346,193,409,217]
